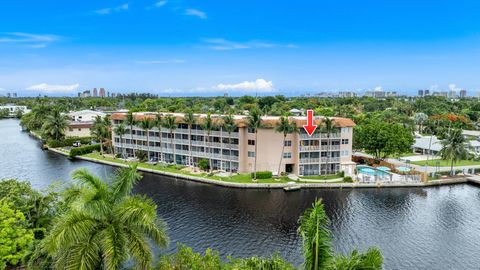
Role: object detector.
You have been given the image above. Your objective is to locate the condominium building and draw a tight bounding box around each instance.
[110,112,356,176]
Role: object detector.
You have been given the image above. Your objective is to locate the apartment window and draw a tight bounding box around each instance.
[283,152,292,159]
[248,151,255,158]
[248,139,255,146]
[341,150,349,157]
[341,127,350,133]
[78,128,81,131]
[284,140,292,147]
[341,139,349,145]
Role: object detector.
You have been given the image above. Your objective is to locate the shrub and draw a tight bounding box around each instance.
[198,159,209,171]
[343,176,353,182]
[136,150,147,162]
[47,137,93,148]
[252,171,272,179]
[338,171,345,177]
[69,144,101,157]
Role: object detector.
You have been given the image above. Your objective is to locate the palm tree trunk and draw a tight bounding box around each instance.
[208,131,212,172]
[100,138,104,156]
[131,125,136,158]
[228,132,232,174]
[146,130,150,161]
[451,159,454,176]
[171,132,176,164]
[253,130,258,180]
[189,125,193,167]
[159,128,163,162]
[277,135,286,179]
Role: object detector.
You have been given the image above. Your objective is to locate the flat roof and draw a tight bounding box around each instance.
[110,112,356,128]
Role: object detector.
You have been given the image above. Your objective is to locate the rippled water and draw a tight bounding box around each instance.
[1,118,480,269]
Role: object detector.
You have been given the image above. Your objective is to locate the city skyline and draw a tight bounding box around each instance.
[2,1,480,96]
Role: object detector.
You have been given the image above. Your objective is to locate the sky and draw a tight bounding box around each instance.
[1,0,480,96]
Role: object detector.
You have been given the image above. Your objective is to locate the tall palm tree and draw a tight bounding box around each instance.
[91,115,107,156]
[125,111,137,158]
[103,115,114,156]
[139,117,154,161]
[163,115,177,164]
[155,114,164,163]
[222,114,237,174]
[298,199,332,270]
[42,166,169,270]
[183,111,196,167]
[42,109,68,141]
[114,122,127,159]
[201,114,215,171]
[247,108,263,180]
[274,115,298,178]
[440,128,468,175]
[321,117,335,176]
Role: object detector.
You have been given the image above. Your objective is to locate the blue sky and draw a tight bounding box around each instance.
[1,0,480,96]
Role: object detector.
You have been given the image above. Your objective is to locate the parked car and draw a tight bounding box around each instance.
[72,141,82,147]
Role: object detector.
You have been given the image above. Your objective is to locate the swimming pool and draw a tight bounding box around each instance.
[357,166,390,176]
[396,166,412,172]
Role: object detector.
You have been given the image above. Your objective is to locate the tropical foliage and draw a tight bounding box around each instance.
[440,129,468,175]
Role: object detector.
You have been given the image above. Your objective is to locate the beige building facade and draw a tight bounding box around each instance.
[111,112,355,176]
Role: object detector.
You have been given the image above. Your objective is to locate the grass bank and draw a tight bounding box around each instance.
[410,159,480,167]
[82,153,292,184]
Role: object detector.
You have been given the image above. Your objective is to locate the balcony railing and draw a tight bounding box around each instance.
[299,157,340,164]
[117,144,239,161]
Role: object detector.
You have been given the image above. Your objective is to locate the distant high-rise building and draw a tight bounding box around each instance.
[82,90,91,98]
[6,93,11,98]
[93,88,98,97]
[12,93,17,98]
[78,92,81,97]
[424,89,430,96]
[449,90,457,98]
[99,88,106,98]
[460,89,467,98]
[418,89,424,97]
[338,91,357,98]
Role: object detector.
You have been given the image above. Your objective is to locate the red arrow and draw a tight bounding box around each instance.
[303,110,317,136]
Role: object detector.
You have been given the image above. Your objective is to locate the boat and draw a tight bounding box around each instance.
[284,182,301,192]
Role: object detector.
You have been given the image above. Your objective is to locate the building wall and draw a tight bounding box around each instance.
[66,127,92,137]
[111,113,355,176]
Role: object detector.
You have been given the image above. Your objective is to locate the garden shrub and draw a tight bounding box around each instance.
[198,159,209,171]
[252,171,272,179]
[69,144,101,157]
[47,137,93,148]
[344,176,353,182]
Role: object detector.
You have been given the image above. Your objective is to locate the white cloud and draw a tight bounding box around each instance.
[203,38,297,51]
[154,1,167,7]
[26,83,80,93]
[185,9,207,19]
[0,32,59,48]
[374,86,383,91]
[95,3,129,15]
[449,83,460,91]
[135,59,186,64]
[0,87,5,91]
[214,79,275,92]
[430,84,438,91]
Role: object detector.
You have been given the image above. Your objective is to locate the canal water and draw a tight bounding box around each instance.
[1,118,479,269]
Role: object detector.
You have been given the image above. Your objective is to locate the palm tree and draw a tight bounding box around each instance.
[202,114,215,171]
[183,111,196,167]
[139,117,154,162]
[114,122,127,159]
[103,115,114,156]
[155,114,164,163]
[42,165,169,270]
[298,199,332,270]
[91,115,107,156]
[42,109,68,141]
[163,115,177,164]
[125,111,137,158]
[321,117,335,176]
[440,129,468,175]
[222,114,237,174]
[247,108,263,180]
[413,112,428,134]
[275,115,298,178]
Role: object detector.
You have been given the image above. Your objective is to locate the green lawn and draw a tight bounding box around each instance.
[410,159,480,167]
[82,152,291,184]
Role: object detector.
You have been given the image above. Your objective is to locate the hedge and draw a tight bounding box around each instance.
[251,171,272,179]
[47,137,93,148]
[70,144,101,157]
